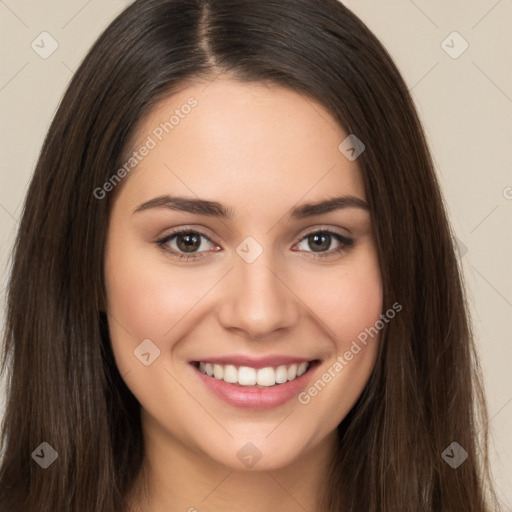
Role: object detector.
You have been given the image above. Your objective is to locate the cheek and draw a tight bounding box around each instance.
[103,233,213,376]
[305,249,383,348]
[294,250,383,423]
[104,225,215,336]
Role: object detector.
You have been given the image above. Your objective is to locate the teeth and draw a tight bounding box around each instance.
[197,361,311,387]
[238,366,256,385]
[297,362,308,377]
[275,365,288,384]
[213,364,224,379]
[256,367,275,387]
[223,364,238,383]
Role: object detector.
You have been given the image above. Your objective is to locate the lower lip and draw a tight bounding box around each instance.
[192,362,318,410]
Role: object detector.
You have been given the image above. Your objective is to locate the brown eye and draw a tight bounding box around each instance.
[306,233,332,252]
[175,232,202,253]
[296,230,353,256]
[157,229,217,259]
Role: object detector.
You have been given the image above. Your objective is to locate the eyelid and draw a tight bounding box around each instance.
[297,225,350,241]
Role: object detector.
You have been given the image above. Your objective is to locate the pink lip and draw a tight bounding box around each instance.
[190,355,312,369]
[190,360,320,410]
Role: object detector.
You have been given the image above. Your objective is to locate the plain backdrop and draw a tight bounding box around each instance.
[0,0,511,509]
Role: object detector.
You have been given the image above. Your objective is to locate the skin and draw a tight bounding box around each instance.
[104,76,383,512]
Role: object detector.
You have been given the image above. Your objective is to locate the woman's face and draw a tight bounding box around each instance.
[104,77,383,471]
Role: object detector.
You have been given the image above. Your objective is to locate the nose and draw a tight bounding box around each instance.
[217,249,301,339]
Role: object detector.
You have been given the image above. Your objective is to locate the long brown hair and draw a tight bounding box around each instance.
[0,0,501,510]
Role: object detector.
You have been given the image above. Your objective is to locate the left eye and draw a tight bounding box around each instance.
[295,230,352,254]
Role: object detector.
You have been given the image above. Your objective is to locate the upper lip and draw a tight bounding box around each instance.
[191,355,316,369]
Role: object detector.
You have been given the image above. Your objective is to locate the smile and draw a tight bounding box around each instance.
[191,358,319,409]
[197,361,310,387]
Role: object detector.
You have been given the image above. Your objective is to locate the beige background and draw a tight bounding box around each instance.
[0,0,511,508]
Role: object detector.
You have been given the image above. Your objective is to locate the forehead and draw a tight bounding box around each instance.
[116,78,366,216]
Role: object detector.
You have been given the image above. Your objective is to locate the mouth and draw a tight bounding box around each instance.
[190,358,320,409]
[194,360,312,387]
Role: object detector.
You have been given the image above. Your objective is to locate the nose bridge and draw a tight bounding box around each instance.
[217,240,299,337]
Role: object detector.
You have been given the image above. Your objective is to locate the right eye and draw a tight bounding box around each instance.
[156,229,220,260]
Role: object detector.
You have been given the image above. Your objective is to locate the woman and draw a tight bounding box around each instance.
[0,0,501,510]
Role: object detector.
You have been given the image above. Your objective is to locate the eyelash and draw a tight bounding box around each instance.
[156,227,354,261]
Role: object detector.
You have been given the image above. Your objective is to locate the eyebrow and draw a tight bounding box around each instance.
[133,194,369,219]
